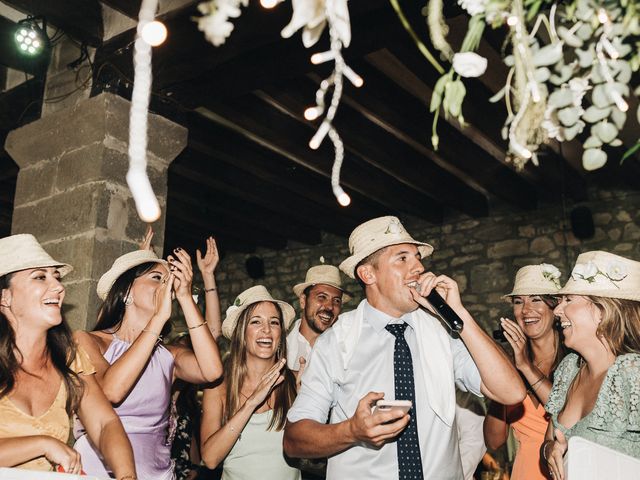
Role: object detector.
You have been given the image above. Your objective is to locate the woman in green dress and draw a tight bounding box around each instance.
[543,251,640,480]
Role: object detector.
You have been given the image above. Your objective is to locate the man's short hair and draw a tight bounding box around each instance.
[354,246,388,290]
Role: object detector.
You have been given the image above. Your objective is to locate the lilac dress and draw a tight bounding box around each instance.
[74,334,176,480]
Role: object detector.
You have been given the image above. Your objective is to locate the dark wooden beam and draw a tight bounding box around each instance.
[164,222,258,254]
[171,151,360,237]
[2,0,103,46]
[185,111,399,225]
[167,194,288,250]
[195,97,443,223]
[258,79,489,218]
[168,176,323,246]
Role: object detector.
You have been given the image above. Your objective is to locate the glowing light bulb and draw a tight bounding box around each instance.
[141,21,167,47]
[127,170,162,222]
[507,15,518,26]
[260,0,280,8]
[304,106,321,120]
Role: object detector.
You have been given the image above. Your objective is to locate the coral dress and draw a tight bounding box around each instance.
[0,348,95,471]
[74,334,175,480]
[509,394,551,480]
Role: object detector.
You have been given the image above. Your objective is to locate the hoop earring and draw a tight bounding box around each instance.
[124,295,133,306]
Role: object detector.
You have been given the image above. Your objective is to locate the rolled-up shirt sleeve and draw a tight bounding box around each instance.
[451,337,482,396]
[287,331,338,424]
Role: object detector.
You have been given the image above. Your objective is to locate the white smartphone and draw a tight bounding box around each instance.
[372,399,412,415]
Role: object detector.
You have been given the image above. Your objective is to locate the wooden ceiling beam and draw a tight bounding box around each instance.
[171,152,359,237]
[185,112,394,225]
[258,79,489,218]
[167,195,288,250]
[168,177,323,246]
[196,97,444,223]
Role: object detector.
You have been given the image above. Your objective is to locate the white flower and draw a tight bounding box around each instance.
[571,261,599,282]
[197,0,247,47]
[225,304,241,316]
[281,0,351,48]
[457,0,488,16]
[606,260,628,281]
[385,218,403,235]
[541,263,561,279]
[452,52,488,78]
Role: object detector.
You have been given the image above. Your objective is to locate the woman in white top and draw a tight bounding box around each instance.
[200,285,300,480]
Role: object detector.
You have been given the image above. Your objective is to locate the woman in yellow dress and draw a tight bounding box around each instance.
[0,234,136,479]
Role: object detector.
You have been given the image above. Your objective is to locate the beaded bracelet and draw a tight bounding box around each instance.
[542,440,553,461]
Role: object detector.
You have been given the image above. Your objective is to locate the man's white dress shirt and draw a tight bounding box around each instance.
[286,319,312,371]
[287,301,482,480]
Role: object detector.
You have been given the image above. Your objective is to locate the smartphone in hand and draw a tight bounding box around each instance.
[372,399,412,415]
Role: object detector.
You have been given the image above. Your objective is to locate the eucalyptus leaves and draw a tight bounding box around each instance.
[426,0,639,171]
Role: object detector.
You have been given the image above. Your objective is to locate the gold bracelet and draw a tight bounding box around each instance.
[188,320,207,330]
[118,475,137,480]
[529,374,546,391]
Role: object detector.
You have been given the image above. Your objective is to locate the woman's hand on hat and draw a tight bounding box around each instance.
[245,358,286,410]
[500,317,529,369]
[168,248,193,301]
[196,236,219,277]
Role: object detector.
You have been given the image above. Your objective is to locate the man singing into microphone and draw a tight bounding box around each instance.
[284,216,525,480]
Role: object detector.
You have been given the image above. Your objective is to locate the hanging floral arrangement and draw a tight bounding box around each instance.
[427,0,640,170]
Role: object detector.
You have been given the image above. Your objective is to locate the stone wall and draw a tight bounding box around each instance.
[205,186,640,333]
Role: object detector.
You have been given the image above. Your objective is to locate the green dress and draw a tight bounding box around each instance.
[546,352,640,459]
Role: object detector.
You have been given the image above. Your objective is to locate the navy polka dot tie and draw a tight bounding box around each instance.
[385,323,423,479]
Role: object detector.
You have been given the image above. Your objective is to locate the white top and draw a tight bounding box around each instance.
[288,301,482,480]
[286,319,312,371]
[455,405,487,480]
[222,410,301,480]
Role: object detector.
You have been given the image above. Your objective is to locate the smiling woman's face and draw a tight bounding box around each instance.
[512,295,555,340]
[244,301,282,360]
[1,267,65,329]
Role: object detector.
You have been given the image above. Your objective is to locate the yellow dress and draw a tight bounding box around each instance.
[0,347,95,471]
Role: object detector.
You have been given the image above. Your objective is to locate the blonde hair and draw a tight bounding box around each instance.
[223,301,296,431]
[589,296,640,355]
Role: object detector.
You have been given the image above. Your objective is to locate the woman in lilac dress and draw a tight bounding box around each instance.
[74,246,223,479]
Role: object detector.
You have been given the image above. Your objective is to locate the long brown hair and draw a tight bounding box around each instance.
[589,296,640,355]
[0,272,84,414]
[223,301,296,431]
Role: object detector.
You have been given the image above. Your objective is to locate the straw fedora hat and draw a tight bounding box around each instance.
[503,263,562,299]
[0,234,73,278]
[222,285,296,340]
[339,216,434,279]
[292,264,351,303]
[559,251,640,301]
[97,250,168,300]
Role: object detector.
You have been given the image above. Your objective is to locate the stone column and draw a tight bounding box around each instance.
[4,93,187,330]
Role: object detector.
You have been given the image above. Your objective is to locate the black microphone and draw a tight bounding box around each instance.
[425,290,464,332]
